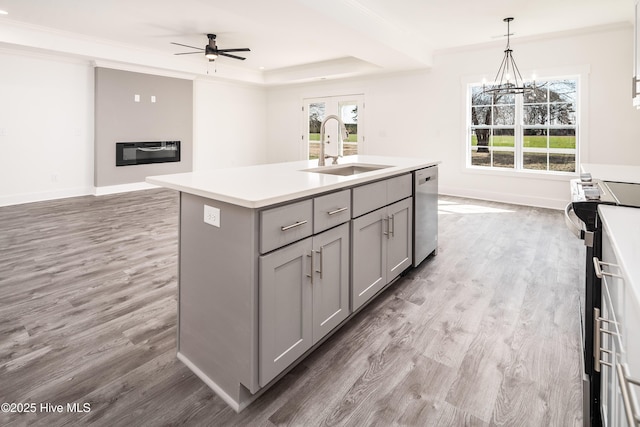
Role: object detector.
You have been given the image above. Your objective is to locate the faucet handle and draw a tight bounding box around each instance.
[325,154,341,165]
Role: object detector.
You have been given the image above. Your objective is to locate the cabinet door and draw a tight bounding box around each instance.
[259,237,313,386]
[312,223,350,343]
[351,208,387,311]
[387,197,413,281]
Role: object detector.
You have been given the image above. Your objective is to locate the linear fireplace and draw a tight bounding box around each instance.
[116,141,181,166]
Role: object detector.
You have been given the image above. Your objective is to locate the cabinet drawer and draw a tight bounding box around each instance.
[352,180,387,218]
[314,189,351,234]
[260,199,313,254]
[352,174,412,218]
[387,174,412,205]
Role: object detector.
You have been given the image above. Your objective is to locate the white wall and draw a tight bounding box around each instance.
[0,50,94,206]
[193,79,267,171]
[0,49,268,206]
[266,25,640,209]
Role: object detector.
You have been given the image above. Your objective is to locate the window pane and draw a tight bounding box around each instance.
[549,129,576,149]
[549,153,576,172]
[471,148,491,166]
[523,104,548,125]
[471,86,492,105]
[548,80,577,103]
[471,106,491,125]
[524,82,548,103]
[493,105,514,125]
[492,128,514,147]
[493,151,514,168]
[523,128,548,148]
[523,152,548,170]
[308,102,325,160]
[309,142,320,160]
[340,102,358,156]
[472,128,491,151]
[550,103,576,125]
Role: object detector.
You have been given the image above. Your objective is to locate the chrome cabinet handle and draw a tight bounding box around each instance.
[307,252,313,285]
[327,207,348,216]
[389,214,395,237]
[593,257,622,279]
[593,307,620,372]
[383,217,389,237]
[281,220,308,231]
[314,247,323,278]
[617,363,640,426]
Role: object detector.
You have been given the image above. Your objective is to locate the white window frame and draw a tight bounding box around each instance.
[462,66,590,179]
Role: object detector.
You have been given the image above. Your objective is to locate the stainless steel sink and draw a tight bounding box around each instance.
[303,163,392,176]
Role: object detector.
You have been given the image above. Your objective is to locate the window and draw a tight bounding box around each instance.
[303,95,363,160]
[468,77,578,173]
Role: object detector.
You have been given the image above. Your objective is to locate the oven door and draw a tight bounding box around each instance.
[565,202,596,426]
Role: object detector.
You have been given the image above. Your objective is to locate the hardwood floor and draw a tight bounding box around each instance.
[0,189,584,426]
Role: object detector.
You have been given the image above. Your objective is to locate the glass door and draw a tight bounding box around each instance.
[302,95,363,161]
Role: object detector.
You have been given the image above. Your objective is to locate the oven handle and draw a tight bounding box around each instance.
[137,147,168,152]
[564,203,584,239]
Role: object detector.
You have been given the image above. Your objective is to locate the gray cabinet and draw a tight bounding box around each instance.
[386,197,413,279]
[312,223,350,342]
[598,214,640,427]
[352,197,413,311]
[259,222,350,387]
[352,174,411,218]
[259,237,313,387]
[260,199,313,254]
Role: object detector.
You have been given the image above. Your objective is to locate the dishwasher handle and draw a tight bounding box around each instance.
[416,169,437,186]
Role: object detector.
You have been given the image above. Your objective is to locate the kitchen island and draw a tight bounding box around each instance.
[147,155,440,411]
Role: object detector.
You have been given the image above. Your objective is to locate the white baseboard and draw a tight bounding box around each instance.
[439,185,568,210]
[93,182,159,196]
[0,187,94,207]
[1,182,162,207]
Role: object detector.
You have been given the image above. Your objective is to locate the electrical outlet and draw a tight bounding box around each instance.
[204,205,220,228]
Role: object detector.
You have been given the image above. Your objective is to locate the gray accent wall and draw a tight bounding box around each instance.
[94,67,193,187]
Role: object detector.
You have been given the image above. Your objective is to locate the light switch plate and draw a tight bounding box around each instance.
[204,205,220,227]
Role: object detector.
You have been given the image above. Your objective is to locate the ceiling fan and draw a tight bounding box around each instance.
[171,33,250,61]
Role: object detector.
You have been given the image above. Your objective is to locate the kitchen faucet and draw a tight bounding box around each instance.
[318,115,349,166]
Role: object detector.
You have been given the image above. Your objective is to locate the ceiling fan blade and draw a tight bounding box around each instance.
[174,51,204,55]
[217,52,246,60]
[170,42,203,50]
[216,48,251,53]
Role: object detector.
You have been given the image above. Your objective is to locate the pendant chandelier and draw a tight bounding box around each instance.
[483,17,529,95]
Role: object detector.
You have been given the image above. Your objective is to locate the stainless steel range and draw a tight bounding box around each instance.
[566,173,640,427]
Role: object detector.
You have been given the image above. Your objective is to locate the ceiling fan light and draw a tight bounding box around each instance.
[205,46,218,59]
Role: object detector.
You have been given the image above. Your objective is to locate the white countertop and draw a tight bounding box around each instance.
[581,163,640,184]
[598,205,640,308]
[146,155,440,208]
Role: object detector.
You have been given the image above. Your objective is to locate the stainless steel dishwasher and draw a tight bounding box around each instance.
[413,165,438,267]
